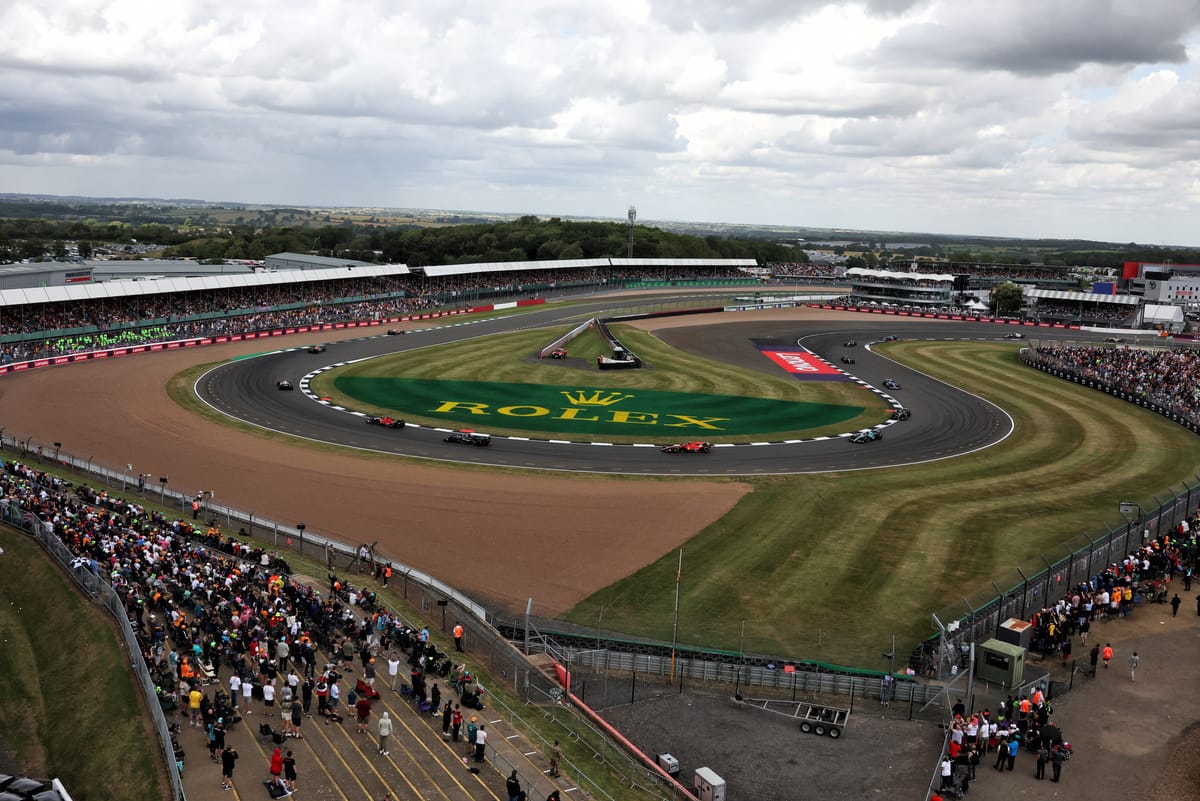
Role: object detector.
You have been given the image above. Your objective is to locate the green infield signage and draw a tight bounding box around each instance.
[334,377,862,436]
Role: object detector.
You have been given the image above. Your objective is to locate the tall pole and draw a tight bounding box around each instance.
[626,206,636,259]
[670,548,682,685]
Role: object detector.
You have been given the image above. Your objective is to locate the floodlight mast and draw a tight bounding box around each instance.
[627,205,636,258]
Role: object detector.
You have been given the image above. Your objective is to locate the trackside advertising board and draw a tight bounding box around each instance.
[334,377,862,435]
[753,341,850,382]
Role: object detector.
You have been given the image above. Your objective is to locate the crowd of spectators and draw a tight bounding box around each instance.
[932,509,1198,797]
[1032,345,1200,424]
[1031,302,1133,323]
[764,262,844,278]
[0,455,474,784]
[0,265,755,363]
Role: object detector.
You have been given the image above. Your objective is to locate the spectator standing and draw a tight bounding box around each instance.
[549,739,562,777]
[1102,643,1113,669]
[263,680,276,717]
[1089,644,1100,675]
[356,694,373,734]
[1050,743,1065,782]
[229,673,242,712]
[474,724,488,763]
[465,716,478,757]
[441,701,452,738]
[269,746,283,783]
[377,711,392,755]
[506,770,522,801]
[454,622,464,652]
[220,745,239,791]
[1170,594,1181,617]
[940,756,953,789]
[387,653,401,691]
[451,706,463,742]
[282,751,297,793]
[1129,651,1139,682]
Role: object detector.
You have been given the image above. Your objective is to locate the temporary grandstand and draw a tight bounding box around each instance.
[1022,288,1140,326]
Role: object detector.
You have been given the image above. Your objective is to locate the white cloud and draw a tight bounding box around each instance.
[0,0,1199,243]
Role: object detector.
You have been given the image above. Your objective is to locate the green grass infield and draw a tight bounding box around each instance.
[311,324,883,442]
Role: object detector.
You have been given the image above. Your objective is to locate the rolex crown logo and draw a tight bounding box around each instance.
[560,389,634,406]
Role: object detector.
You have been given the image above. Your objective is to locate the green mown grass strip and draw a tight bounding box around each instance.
[0,528,169,801]
[563,342,1200,665]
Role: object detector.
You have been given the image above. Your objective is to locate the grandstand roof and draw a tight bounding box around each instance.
[847,267,954,282]
[0,265,411,308]
[420,258,610,277]
[265,252,377,269]
[1024,288,1140,305]
[608,257,757,267]
[1144,304,1185,324]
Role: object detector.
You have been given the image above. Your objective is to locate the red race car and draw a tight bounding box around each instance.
[365,416,406,429]
[549,348,567,359]
[661,441,712,454]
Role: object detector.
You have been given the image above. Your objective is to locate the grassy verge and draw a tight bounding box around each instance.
[0,527,169,801]
[563,341,1200,664]
[310,324,886,441]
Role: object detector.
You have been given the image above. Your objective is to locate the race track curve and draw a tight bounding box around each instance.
[195,300,1100,475]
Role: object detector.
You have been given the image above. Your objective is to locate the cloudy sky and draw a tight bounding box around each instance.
[2,1,1200,244]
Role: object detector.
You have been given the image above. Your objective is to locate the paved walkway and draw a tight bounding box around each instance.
[178,578,573,801]
[946,593,1200,800]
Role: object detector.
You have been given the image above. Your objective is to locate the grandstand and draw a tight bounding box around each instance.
[1022,288,1140,326]
[846,267,953,310]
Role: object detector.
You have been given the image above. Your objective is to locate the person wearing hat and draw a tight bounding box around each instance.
[465,716,479,756]
[505,769,521,801]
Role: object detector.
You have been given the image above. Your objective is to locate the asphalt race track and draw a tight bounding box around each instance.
[195,300,1105,475]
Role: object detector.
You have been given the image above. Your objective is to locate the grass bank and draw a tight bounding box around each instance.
[563,341,1200,665]
[0,527,169,801]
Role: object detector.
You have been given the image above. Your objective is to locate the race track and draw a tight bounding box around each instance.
[194,300,1093,475]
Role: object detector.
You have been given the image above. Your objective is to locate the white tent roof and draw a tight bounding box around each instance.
[1144,304,1185,324]
[1024,288,1140,305]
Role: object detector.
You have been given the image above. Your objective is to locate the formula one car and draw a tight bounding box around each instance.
[307,345,326,353]
[890,407,911,421]
[840,355,856,364]
[443,430,491,446]
[386,329,406,335]
[549,348,568,359]
[880,335,898,342]
[849,430,883,444]
[1104,336,1125,343]
[882,379,901,390]
[276,380,294,390]
[843,340,857,347]
[1003,332,1025,339]
[365,416,406,429]
[661,441,712,454]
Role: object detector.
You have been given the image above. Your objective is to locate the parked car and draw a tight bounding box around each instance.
[443,430,491,446]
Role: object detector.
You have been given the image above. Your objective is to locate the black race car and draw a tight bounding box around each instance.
[1104,336,1125,343]
[849,430,883,443]
[277,380,294,391]
[882,379,901,390]
[444,430,491,446]
[840,355,856,364]
[1003,332,1024,339]
[365,416,405,429]
[880,335,898,342]
[387,329,406,335]
[661,441,712,454]
[307,345,326,353]
[890,407,911,421]
[843,340,857,347]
